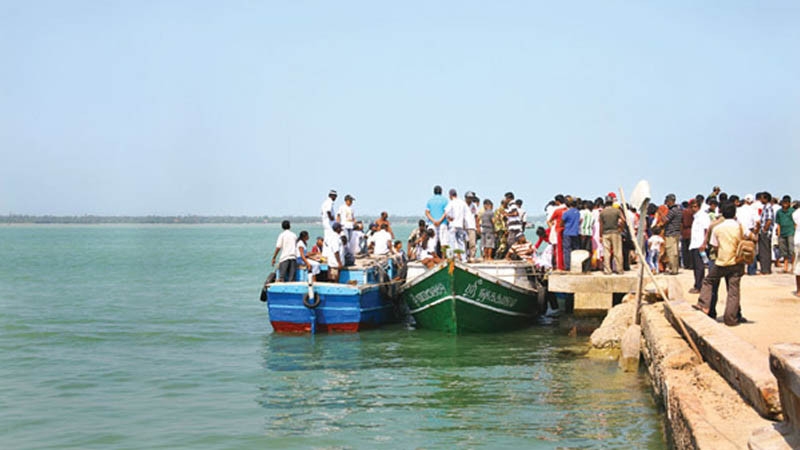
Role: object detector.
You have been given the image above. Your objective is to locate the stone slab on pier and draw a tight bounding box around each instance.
[548,273,640,316]
[664,299,781,420]
[749,344,800,449]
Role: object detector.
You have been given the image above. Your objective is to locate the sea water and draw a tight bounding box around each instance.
[0,224,666,449]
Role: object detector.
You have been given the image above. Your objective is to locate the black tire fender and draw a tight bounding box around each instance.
[303,292,321,309]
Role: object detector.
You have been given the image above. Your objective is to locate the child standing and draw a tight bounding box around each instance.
[647,232,665,274]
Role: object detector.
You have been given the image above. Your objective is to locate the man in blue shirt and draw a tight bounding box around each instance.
[425,185,449,255]
[561,198,581,271]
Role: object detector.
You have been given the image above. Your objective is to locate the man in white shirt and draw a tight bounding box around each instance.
[369,223,394,256]
[336,194,356,241]
[688,201,711,293]
[322,222,344,282]
[271,220,298,281]
[320,190,337,231]
[445,188,470,261]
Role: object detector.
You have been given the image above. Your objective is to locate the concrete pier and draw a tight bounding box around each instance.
[548,272,641,315]
[638,268,800,449]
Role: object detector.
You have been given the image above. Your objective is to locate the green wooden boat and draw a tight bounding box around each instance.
[401,260,539,333]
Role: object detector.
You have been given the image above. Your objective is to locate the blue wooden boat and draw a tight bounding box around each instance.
[266,257,403,333]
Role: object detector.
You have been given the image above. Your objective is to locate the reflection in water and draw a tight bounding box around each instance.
[257,327,665,449]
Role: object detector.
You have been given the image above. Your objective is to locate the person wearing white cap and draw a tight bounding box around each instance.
[321,190,337,231]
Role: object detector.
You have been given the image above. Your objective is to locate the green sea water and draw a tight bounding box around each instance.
[0,224,666,449]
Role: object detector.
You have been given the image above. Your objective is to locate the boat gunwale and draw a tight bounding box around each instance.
[401,260,537,296]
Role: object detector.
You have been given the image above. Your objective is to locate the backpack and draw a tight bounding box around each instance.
[735,225,756,265]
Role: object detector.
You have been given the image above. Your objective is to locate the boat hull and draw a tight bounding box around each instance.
[402,261,537,333]
[267,282,400,333]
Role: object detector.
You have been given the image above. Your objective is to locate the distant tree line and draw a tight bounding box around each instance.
[0,215,427,225]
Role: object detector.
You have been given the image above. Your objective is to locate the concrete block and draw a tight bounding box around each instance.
[574,291,613,316]
[664,300,782,420]
[548,273,639,294]
[770,343,800,429]
[619,325,641,372]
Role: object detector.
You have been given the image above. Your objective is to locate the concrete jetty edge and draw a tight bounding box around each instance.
[640,302,773,449]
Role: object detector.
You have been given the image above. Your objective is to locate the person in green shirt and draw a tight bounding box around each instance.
[775,195,796,273]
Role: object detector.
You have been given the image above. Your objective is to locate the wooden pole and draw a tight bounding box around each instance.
[618,187,703,361]
[634,199,649,325]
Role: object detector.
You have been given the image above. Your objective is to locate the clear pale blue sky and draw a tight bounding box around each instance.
[2,1,798,216]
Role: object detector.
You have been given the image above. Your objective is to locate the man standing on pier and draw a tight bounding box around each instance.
[599,196,624,275]
[757,192,774,274]
[662,194,682,275]
[694,202,756,326]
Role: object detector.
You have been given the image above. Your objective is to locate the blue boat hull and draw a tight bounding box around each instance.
[267,282,399,333]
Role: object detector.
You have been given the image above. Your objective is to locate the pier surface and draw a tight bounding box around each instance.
[640,268,800,449]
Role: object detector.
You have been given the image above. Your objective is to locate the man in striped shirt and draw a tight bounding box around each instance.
[505,192,523,246]
[757,192,774,274]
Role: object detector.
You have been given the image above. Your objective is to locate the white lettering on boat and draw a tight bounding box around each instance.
[463,280,518,309]
[409,283,447,306]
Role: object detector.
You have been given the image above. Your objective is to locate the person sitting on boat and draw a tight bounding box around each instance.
[341,233,356,267]
[296,231,321,281]
[417,228,442,269]
[368,223,394,256]
[350,221,367,256]
[375,211,394,238]
[506,234,535,262]
[406,220,427,260]
[309,236,324,258]
[323,222,344,282]
[271,220,298,281]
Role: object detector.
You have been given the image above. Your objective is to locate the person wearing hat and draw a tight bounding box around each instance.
[336,194,356,242]
[321,190,338,231]
[322,221,344,282]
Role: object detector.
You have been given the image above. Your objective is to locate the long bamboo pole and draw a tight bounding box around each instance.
[618,187,703,361]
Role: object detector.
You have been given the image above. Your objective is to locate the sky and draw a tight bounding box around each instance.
[1,1,799,217]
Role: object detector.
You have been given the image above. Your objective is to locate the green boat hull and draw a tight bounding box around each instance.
[402,261,538,333]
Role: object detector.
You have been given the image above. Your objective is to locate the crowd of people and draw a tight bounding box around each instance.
[271,190,406,283]
[270,187,800,312]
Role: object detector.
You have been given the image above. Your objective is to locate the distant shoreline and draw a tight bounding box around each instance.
[0,215,425,225]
